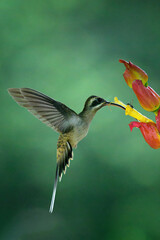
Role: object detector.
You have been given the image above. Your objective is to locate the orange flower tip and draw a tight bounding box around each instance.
[119,59,131,69]
[119,59,148,88]
[132,80,160,112]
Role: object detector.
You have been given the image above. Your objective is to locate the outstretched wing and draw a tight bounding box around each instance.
[8,88,78,133]
[49,136,73,213]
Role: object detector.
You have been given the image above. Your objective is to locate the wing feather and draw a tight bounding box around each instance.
[8,88,79,133]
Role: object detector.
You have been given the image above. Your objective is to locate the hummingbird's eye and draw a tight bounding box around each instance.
[97,98,103,103]
[91,98,104,107]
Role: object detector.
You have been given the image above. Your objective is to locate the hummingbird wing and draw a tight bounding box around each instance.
[8,88,79,133]
[49,137,73,213]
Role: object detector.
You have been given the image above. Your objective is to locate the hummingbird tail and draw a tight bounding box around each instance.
[57,138,73,181]
[49,165,59,213]
[49,139,73,213]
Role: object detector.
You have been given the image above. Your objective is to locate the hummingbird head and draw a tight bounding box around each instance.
[83,96,110,112]
[80,96,125,121]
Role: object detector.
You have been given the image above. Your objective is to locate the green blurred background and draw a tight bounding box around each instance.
[1,0,160,239]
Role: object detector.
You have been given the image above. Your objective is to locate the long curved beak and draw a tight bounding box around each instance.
[105,101,126,110]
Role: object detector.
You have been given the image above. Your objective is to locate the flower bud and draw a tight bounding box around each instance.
[132,80,160,112]
[155,109,160,133]
[119,59,148,88]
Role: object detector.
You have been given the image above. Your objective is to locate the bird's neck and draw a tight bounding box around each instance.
[79,109,96,124]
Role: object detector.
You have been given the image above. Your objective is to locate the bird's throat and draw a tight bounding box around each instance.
[79,109,97,124]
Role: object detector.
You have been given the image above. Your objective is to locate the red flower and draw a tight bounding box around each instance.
[132,80,160,112]
[155,109,160,133]
[129,121,160,149]
[119,59,148,88]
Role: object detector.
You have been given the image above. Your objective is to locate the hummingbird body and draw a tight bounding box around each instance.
[8,88,123,213]
[62,118,88,147]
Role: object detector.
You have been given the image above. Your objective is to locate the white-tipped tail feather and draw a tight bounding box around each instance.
[49,165,59,213]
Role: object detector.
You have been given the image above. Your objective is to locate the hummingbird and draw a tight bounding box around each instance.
[8,88,124,213]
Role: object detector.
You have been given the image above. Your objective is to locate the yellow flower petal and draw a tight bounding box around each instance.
[114,97,126,108]
[114,97,154,123]
[125,105,154,123]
